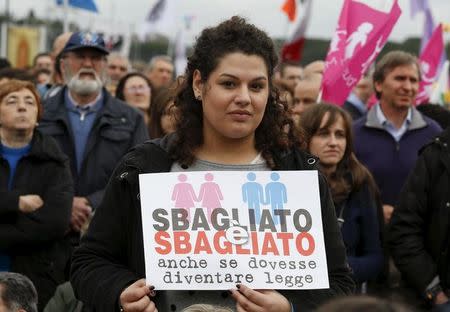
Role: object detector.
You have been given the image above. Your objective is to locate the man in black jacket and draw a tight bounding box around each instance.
[39,31,149,237]
[390,127,450,311]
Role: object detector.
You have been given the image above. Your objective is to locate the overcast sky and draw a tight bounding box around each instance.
[4,0,450,43]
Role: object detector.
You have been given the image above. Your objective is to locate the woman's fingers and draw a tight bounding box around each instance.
[230,286,263,312]
[120,279,153,311]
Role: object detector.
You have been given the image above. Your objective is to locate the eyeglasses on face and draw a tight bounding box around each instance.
[125,85,150,93]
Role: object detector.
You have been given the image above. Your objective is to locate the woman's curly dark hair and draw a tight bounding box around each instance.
[170,16,301,168]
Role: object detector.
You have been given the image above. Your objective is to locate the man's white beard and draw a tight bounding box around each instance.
[67,69,104,96]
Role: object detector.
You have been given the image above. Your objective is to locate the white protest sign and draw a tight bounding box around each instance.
[139,170,329,290]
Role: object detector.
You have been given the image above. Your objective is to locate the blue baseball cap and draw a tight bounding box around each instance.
[61,31,109,55]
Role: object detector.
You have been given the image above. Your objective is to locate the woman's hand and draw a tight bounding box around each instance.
[18,195,44,213]
[383,204,394,224]
[230,284,291,312]
[119,279,157,312]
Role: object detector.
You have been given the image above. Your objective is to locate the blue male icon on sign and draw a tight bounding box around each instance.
[242,172,265,222]
[242,172,288,224]
[265,173,287,224]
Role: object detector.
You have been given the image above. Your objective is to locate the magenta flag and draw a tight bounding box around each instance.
[321,0,402,106]
[416,24,444,105]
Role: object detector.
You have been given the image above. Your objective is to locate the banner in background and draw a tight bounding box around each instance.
[7,26,40,69]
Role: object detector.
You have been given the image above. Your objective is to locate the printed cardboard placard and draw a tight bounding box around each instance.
[139,170,329,290]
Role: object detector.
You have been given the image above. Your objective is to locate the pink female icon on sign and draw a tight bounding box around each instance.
[171,174,198,219]
[198,173,224,222]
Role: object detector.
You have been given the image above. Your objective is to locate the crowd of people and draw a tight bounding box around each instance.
[0,15,450,312]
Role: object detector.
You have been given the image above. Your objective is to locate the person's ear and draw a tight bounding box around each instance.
[192,69,204,100]
[374,80,383,95]
[58,56,66,80]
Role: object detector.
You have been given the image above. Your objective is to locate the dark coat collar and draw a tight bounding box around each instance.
[43,86,129,121]
[122,133,318,174]
[17,130,68,163]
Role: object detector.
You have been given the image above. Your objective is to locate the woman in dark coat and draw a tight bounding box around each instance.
[0,80,73,310]
[71,17,354,312]
[300,104,384,286]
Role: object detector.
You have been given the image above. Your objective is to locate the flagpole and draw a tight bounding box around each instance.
[5,0,9,21]
[63,0,69,32]
[2,0,9,58]
[167,37,173,59]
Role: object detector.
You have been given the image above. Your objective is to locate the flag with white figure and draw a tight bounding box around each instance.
[321,0,401,106]
[416,24,444,105]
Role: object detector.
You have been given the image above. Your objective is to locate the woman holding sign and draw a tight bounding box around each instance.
[301,104,384,286]
[71,17,354,312]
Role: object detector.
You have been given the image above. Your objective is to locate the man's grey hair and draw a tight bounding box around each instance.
[147,55,173,72]
[107,52,131,70]
[0,272,38,312]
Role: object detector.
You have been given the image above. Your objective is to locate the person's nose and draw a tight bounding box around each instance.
[81,56,95,68]
[235,86,251,106]
[135,87,145,95]
[328,134,338,146]
[403,79,414,92]
[292,101,304,115]
[17,99,27,111]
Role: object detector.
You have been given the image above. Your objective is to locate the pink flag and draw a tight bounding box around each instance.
[416,24,444,105]
[281,0,313,62]
[321,0,401,106]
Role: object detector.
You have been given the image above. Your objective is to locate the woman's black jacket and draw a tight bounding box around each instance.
[71,136,355,312]
[0,130,74,310]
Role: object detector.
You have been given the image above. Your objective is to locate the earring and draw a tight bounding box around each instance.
[196,95,202,101]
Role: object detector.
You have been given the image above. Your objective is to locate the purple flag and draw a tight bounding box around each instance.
[421,8,435,52]
[410,0,429,18]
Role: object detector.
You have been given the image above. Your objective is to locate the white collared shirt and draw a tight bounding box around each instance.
[376,104,412,142]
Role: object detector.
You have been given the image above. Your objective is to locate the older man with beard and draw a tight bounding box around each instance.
[39,32,149,243]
